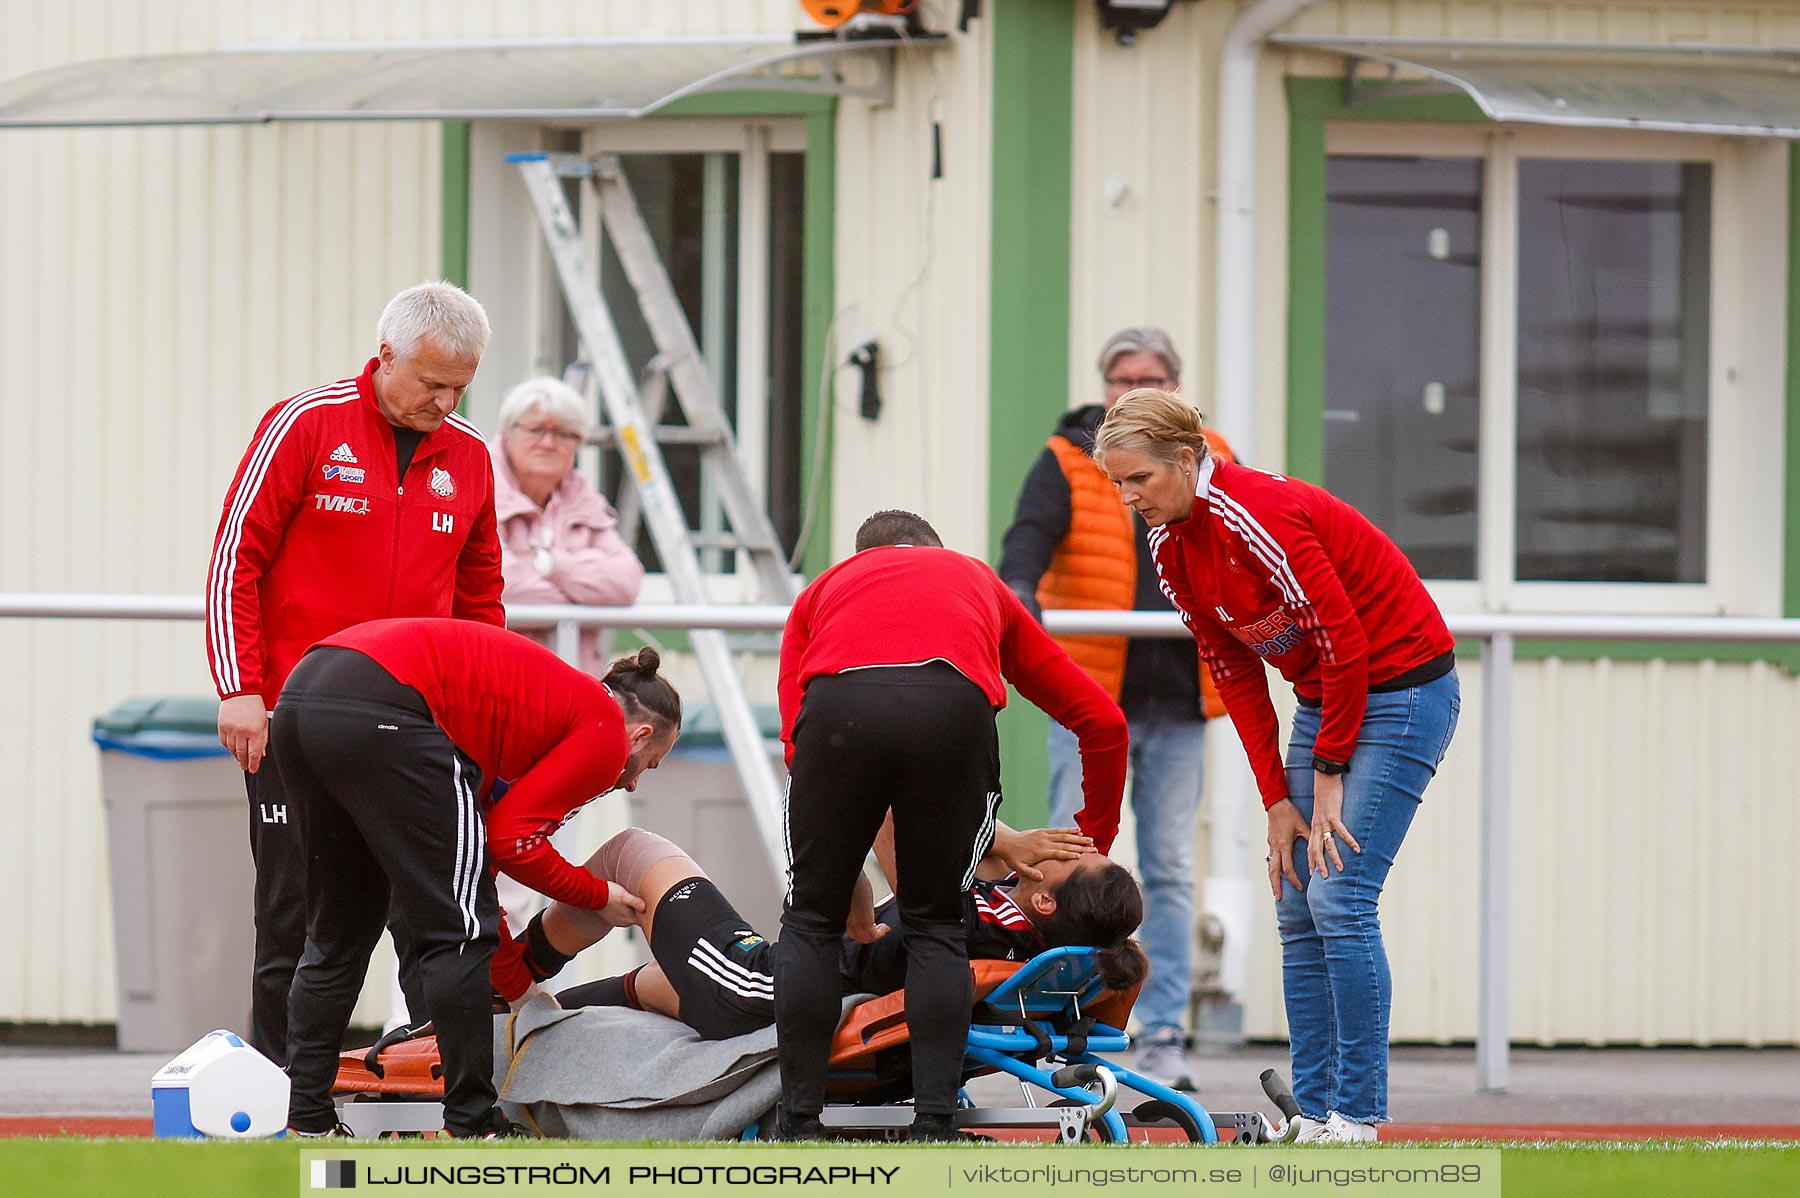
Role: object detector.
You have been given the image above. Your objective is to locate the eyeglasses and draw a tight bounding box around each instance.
[1105,375,1172,390]
[515,423,583,446]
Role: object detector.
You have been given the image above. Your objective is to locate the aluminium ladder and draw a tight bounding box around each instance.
[509,151,798,881]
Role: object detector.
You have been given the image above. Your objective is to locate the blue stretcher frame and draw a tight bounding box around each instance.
[962,946,1219,1144]
[751,946,1222,1143]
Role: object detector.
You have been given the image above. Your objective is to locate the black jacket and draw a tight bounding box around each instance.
[996,405,1203,723]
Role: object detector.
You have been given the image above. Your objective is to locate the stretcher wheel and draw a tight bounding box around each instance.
[1048,1098,1104,1141]
[1131,1099,1205,1143]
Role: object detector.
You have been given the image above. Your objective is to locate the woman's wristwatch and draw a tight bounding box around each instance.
[1311,755,1350,776]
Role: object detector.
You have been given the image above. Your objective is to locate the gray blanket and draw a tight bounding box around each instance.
[491,996,781,1141]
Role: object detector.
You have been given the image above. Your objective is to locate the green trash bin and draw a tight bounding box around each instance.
[624,703,787,938]
[93,697,252,1052]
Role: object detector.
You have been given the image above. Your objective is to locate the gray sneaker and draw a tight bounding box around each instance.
[1133,1026,1198,1092]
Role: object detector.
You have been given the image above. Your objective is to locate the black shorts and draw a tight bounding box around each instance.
[649,877,776,1041]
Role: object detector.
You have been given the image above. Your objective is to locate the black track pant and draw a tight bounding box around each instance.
[773,663,1000,1119]
[245,744,428,1066]
[272,648,502,1137]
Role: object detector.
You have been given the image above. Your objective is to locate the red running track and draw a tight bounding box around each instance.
[2,1117,1796,1142]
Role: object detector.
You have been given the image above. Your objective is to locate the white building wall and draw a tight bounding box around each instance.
[0,0,813,1027]
[4,0,1798,1047]
[1236,656,1800,1046]
[824,27,995,558]
[1069,0,1800,1044]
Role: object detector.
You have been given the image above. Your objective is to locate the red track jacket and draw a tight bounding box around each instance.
[320,619,633,1001]
[1148,457,1453,809]
[205,358,504,707]
[778,545,1128,851]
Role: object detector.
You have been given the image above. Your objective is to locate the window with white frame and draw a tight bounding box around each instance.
[536,120,809,577]
[1320,124,1786,615]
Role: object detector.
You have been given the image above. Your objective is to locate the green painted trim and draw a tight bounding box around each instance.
[1285,76,1799,667]
[988,0,1076,828]
[1465,638,1800,669]
[1285,81,1329,484]
[658,92,837,119]
[800,103,837,579]
[1284,79,1488,481]
[988,3,1074,554]
[1286,75,1486,124]
[1788,144,1800,621]
[440,121,472,288]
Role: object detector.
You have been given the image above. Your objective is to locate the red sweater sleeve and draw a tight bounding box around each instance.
[204,403,313,700]
[1197,616,1291,809]
[994,578,1128,852]
[777,590,813,768]
[490,920,533,1004]
[1253,502,1371,763]
[1153,526,1289,809]
[484,722,623,908]
[454,465,507,628]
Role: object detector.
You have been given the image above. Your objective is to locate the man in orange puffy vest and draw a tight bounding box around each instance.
[998,327,1234,1092]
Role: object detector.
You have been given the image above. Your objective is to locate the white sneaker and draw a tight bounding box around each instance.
[1319,1112,1378,1143]
[1133,1026,1198,1091]
[1290,1115,1329,1142]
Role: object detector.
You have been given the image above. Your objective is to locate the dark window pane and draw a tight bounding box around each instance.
[1515,159,1710,583]
[601,154,737,571]
[1324,155,1482,580]
[765,151,807,560]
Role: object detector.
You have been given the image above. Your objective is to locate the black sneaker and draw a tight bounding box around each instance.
[766,1107,827,1141]
[447,1111,532,1139]
[908,1114,991,1142]
[286,1120,355,1139]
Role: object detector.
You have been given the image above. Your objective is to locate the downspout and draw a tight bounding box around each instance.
[1197,0,1320,1045]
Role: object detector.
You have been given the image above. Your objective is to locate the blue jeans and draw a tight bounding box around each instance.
[1276,669,1460,1124]
[1049,714,1206,1035]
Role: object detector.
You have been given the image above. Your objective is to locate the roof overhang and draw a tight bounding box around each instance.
[1273,36,1800,138]
[0,33,931,128]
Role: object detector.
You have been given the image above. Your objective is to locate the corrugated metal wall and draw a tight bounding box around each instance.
[4,0,1798,1046]
[0,0,990,1026]
[826,20,996,557]
[1069,0,1800,1043]
[1234,657,1800,1046]
[1288,0,1800,43]
[0,0,801,1026]
[0,3,444,1025]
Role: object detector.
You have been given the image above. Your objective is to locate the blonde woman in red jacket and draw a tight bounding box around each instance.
[1094,390,1459,1145]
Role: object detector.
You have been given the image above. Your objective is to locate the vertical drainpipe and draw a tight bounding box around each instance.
[1198,0,1321,1045]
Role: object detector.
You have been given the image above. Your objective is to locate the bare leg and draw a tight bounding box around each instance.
[631,962,681,1020]
[550,848,708,1019]
[538,828,695,954]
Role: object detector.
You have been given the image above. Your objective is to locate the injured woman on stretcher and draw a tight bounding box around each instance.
[336,821,1151,1139]
[511,817,1148,1040]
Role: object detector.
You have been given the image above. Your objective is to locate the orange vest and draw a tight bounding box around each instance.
[1036,429,1234,718]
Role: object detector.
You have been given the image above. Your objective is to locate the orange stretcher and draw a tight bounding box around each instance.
[333,950,1286,1143]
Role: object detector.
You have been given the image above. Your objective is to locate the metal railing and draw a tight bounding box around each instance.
[4,591,1797,1089]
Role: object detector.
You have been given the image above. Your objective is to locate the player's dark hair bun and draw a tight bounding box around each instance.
[604,647,681,732]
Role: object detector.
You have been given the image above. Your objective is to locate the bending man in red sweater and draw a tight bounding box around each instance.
[272,619,681,1139]
[771,510,1128,1141]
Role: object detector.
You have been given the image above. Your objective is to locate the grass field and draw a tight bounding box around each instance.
[2,1138,1795,1198]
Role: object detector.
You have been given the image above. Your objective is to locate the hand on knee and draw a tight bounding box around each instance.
[588,827,686,896]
